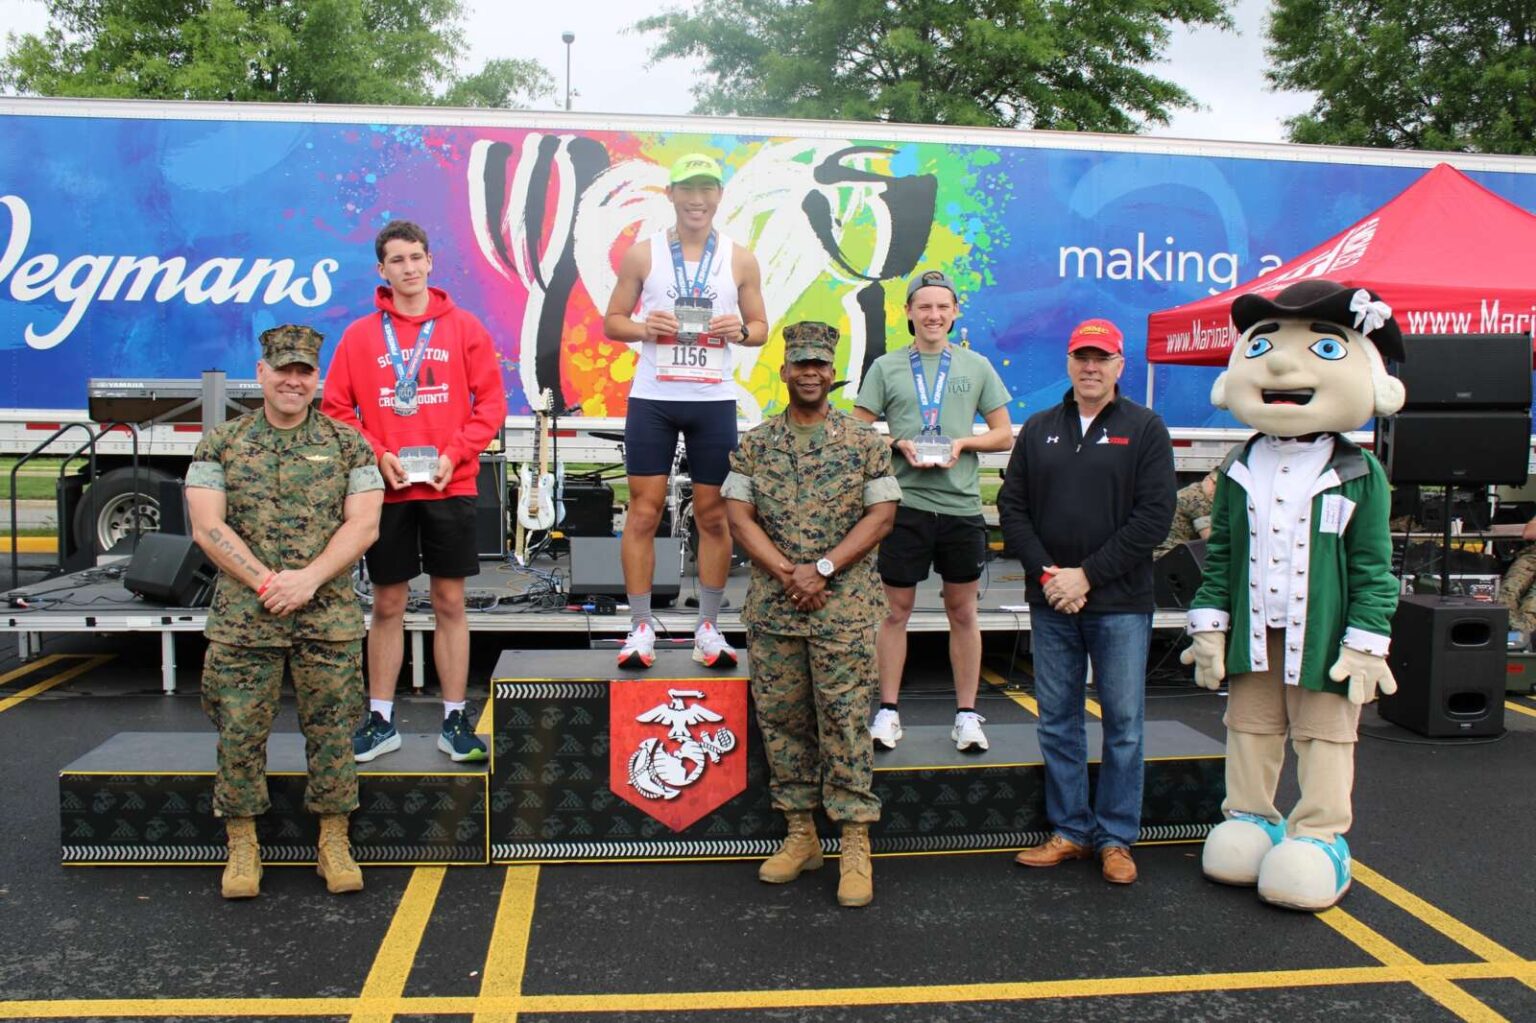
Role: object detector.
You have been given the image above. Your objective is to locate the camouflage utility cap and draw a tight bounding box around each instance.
[261,325,324,369]
[669,152,724,184]
[783,321,839,363]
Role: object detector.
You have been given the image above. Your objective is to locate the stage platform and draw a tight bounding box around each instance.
[59,648,1225,866]
[2,550,1190,693]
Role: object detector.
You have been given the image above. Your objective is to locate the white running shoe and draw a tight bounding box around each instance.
[869,708,903,750]
[618,622,656,669]
[692,621,738,668]
[952,711,989,752]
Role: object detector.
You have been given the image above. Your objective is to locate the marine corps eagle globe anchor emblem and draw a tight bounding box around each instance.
[626,689,738,801]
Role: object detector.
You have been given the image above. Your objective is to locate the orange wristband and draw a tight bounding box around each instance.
[257,572,276,596]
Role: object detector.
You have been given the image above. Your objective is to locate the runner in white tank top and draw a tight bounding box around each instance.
[602,152,769,671]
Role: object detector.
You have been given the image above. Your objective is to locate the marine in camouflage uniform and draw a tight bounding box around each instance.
[721,321,901,906]
[186,324,384,898]
[1154,473,1216,560]
[1501,542,1536,632]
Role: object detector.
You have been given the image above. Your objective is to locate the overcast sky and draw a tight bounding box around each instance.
[1,0,1313,142]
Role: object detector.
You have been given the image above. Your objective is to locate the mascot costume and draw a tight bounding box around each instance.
[1181,278,1405,912]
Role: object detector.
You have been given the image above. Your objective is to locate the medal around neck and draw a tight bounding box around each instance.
[673,297,713,344]
[399,445,439,484]
[393,379,418,416]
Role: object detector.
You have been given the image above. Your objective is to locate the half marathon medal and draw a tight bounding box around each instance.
[382,313,436,417]
[658,230,725,383]
[909,346,953,465]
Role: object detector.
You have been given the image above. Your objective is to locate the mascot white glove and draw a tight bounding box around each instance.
[1329,645,1397,705]
[1180,631,1227,690]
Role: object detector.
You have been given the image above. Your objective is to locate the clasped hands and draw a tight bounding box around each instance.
[781,563,829,612]
[1041,565,1089,614]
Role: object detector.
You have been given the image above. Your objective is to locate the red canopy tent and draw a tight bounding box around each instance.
[1146,163,1536,366]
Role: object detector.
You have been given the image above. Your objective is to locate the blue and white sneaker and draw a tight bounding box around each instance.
[352,711,401,763]
[1258,834,1352,912]
[438,709,488,763]
[1202,811,1286,886]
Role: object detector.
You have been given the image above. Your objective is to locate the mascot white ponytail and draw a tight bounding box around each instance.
[1181,278,1405,911]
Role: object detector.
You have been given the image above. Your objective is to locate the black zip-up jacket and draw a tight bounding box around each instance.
[998,388,1176,612]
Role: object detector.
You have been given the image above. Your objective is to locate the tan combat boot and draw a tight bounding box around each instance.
[221,817,262,900]
[837,823,873,907]
[315,814,364,894]
[758,810,823,883]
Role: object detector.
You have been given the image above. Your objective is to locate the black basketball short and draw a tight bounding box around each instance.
[365,496,479,585]
[877,505,988,587]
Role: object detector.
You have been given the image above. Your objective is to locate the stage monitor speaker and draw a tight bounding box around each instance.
[1390,334,1533,409]
[1377,409,1530,485]
[569,537,681,604]
[1153,540,1206,609]
[476,456,507,559]
[1378,594,1506,737]
[123,533,215,607]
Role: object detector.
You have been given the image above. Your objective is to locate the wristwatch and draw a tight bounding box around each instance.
[815,557,835,578]
[738,323,751,343]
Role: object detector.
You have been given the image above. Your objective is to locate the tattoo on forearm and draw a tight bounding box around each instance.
[207,526,260,580]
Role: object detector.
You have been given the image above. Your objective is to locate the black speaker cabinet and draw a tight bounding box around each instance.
[1391,333,1532,409]
[1376,410,1531,485]
[1154,540,1206,609]
[158,478,188,536]
[568,537,681,603]
[1379,594,1506,737]
[476,456,507,559]
[123,533,215,607]
[558,480,616,537]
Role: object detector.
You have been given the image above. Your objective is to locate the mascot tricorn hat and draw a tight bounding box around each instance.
[1232,280,1405,362]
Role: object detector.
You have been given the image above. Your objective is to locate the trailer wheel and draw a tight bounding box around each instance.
[72,467,175,554]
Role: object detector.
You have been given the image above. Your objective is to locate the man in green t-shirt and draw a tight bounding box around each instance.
[853,270,1014,752]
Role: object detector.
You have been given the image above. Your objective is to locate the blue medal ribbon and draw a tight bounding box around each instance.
[908,346,951,436]
[667,230,718,298]
[381,313,435,412]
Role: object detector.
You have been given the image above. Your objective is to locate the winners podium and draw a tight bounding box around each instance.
[59,649,1226,866]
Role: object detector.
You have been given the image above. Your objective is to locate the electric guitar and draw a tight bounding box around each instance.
[517,389,557,534]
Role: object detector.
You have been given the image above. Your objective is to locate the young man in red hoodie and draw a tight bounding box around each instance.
[322,220,508,763]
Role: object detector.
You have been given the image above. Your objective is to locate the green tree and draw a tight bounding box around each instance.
[1266,0,1536,154]
[1,0,553,108]
[635,0,1233,131]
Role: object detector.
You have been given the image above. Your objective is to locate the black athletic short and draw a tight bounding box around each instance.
[365,496,479,585]
[878,505,988,586]
[624,396,738,485]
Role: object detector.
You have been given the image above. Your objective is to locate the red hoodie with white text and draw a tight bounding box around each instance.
[322,286,507,503]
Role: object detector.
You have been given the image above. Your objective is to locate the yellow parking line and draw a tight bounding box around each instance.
[1353,861,1535,991]
[1319,907,1508,1021]
[0,654,114,715]
[1504,700,1536,721]
[473,865,541,1023]
[348,866,446,1023]
[980,666,1104,719]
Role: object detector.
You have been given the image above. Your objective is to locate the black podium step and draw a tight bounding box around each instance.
[488,649,1225,862]
[60,732,487,865]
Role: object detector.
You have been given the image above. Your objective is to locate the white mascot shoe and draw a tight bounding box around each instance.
[1202,812,1286,886]
[1257,835,1352,912]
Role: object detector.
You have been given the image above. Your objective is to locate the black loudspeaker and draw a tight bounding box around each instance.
[1376,411,1531,484]
[568,537,681,603]
[158,479,188,536]
[558,480,616,537]
[1390,333,1532,409]
[476,456,507,559]
[123,533,215,607]
[1153,540,1206,609]
[1378,333,1532,486]
[1379,594,1506,737]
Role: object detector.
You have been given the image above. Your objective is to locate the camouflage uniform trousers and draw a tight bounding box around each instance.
[746,627,880,824]
[201,638,365,818]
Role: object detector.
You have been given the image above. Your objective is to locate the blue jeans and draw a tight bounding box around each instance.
[1030,606,1152,850]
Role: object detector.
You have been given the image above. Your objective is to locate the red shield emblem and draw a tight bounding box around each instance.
[609,677,748,832]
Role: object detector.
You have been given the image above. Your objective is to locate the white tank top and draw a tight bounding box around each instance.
[631,229,741,402]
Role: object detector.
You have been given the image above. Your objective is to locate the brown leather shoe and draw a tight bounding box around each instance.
[1100,845,1138,884]
[1014,834,1092,868]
